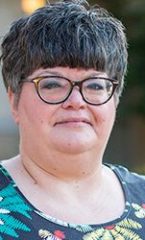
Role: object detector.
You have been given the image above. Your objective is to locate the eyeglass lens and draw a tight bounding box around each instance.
[37,77,114,105]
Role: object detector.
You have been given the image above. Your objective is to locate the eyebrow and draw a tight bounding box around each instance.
[41,70,62,76]
[36,70,106,78]
[87,72,106,78]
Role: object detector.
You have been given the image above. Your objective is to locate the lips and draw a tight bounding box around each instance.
[54,118,92,126]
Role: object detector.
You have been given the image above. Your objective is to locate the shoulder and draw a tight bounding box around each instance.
[0,156,20,183]
[109,164,145,203]
[111,164,145,197]
[112,164,145,183]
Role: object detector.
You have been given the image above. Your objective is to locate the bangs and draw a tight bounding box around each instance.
[1,1,127,97]
[22,14,107,77]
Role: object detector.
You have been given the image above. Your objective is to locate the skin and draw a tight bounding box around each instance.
[3,67,125,224]
[9,67,116,176]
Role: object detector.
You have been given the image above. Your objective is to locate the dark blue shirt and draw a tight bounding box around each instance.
[0,164,145,239]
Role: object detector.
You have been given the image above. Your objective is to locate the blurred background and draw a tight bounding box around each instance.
[0,0,145,173]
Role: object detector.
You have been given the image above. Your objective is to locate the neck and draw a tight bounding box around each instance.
[20,154,106,202]
[20,146,104,183]
[2,156,125,225]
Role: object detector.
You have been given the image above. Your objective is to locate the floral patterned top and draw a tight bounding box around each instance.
[0,163,145,240]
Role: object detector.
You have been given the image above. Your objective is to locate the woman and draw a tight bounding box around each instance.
[0,1,145,239]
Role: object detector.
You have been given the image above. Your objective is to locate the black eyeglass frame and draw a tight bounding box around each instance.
[22,76,119,106]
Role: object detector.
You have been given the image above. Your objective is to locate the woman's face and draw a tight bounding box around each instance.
[10,67,116,160]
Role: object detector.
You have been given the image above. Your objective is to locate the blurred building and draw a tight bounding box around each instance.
[0,0,23,159]
[0,0,46,159]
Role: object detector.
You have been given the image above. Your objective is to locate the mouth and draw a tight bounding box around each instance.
[54,118,92,127]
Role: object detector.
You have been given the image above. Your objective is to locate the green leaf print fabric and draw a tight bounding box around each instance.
[1,164,145,239]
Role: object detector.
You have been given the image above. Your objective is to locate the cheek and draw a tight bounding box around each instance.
[92,102,116,131]
[17,95,42,130]
[17,95,59,131]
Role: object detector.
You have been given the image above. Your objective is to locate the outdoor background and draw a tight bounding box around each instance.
[0,0,145,173]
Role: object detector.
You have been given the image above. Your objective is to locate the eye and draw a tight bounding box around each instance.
[87,82,104,90]
[44,82,61,89]
[40,79,63,90]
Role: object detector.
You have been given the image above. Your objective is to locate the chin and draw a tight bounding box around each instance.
[50,134,97,154]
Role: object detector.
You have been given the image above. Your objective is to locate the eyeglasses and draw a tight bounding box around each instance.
[22,76,119,105]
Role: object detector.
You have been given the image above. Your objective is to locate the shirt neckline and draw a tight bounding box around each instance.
[0,163,131,228]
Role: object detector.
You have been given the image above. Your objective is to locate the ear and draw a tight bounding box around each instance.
[8,87,20,124]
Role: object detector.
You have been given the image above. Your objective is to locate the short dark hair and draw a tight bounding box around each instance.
[0,0,128,101]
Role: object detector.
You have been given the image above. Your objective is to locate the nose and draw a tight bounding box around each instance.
[62,87,86,110]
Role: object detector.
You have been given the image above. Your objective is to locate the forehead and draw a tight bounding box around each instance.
[28,67,108,80]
